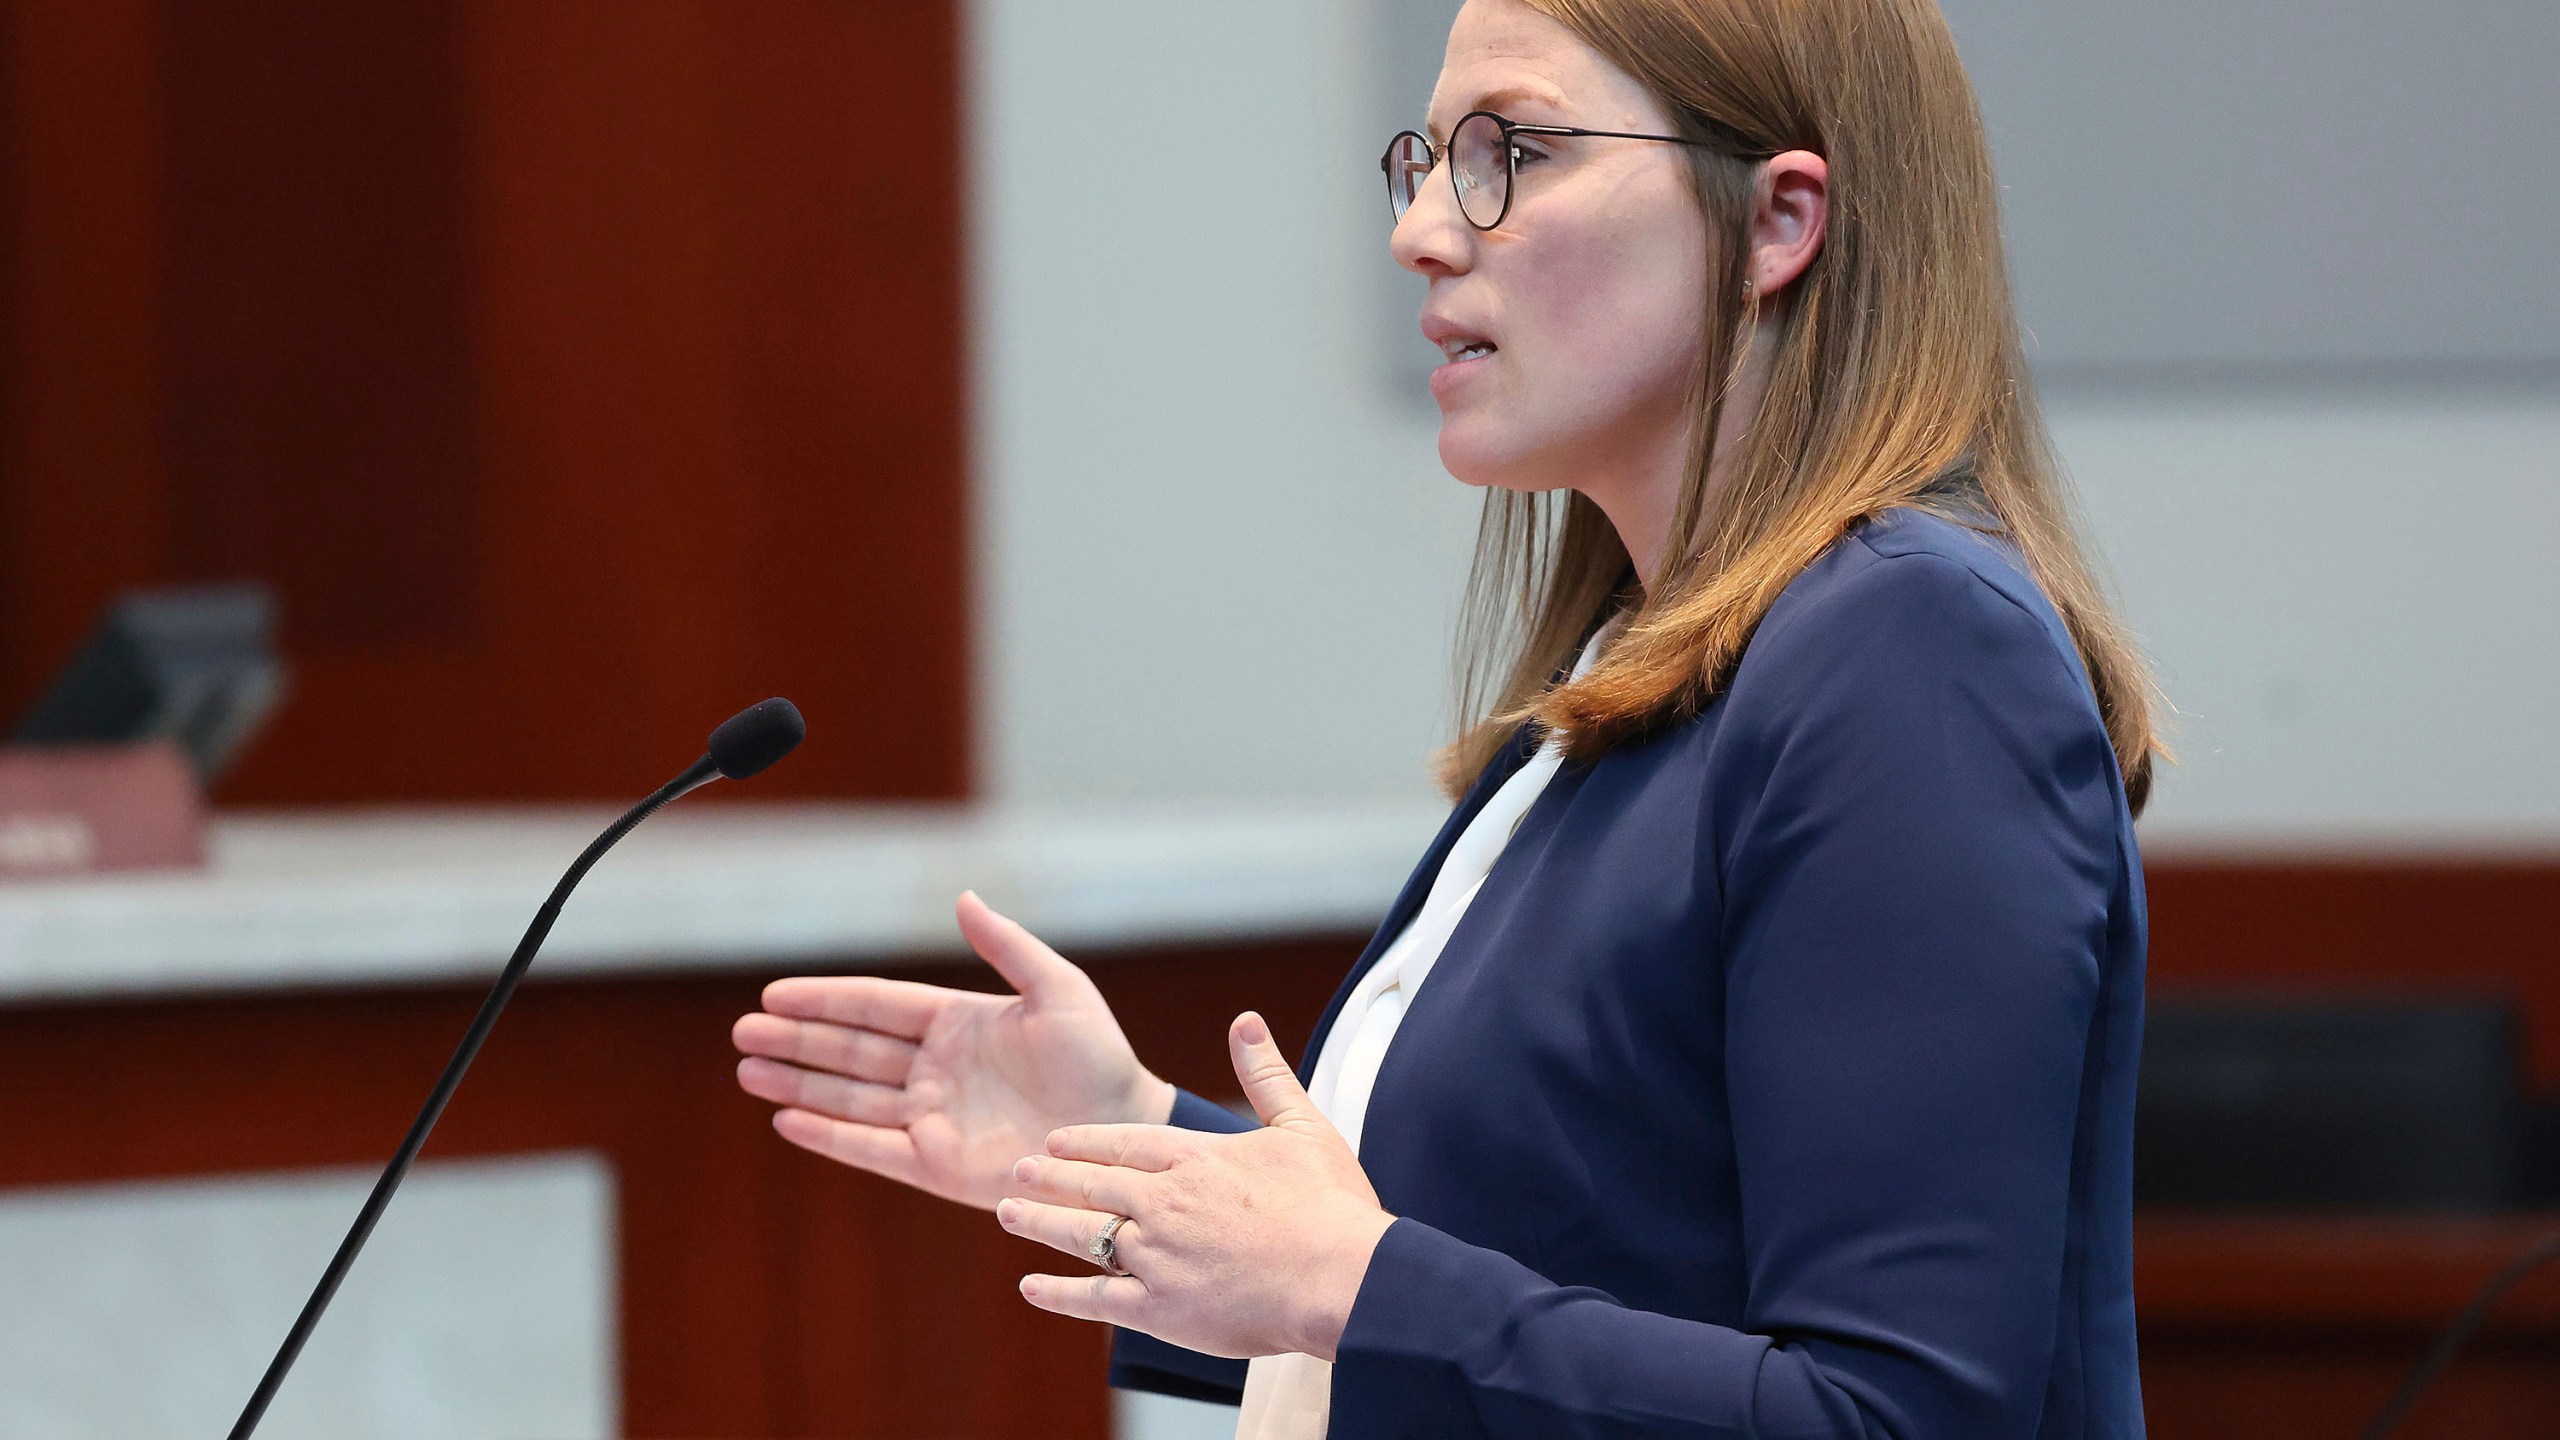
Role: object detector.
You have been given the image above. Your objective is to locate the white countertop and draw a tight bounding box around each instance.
[0,802,1447,1005]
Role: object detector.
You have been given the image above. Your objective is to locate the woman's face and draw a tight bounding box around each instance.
[1395,0,1712,499]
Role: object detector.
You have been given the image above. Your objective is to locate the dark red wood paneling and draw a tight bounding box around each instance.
[0,938,1358,1437]
[2138,1214,2560,1440]
[6,867,2560,1435]
[0,0,969,804]
[159,0,483,653]
[0,0,171,700]
[2147,858,2560,1086]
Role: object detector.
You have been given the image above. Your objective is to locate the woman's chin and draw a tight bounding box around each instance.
[1436,428,1565,494]
[1435,419,1507,483]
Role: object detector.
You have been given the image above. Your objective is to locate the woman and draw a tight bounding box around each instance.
[732,0,2158,1434]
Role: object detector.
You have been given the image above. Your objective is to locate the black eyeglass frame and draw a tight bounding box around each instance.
[1381,108,1781,231]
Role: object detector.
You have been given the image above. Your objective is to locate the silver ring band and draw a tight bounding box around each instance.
[1087,1213,1131,1275]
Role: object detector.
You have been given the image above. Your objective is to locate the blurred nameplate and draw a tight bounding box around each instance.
[0,742,204,879]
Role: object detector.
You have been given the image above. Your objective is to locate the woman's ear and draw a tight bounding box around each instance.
[1743,150,1828,296]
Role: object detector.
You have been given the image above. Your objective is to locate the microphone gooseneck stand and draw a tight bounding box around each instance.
[226,698,804,1440]
[2361,1224,2560,1440]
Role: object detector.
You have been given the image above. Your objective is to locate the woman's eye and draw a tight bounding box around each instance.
[1508,140,1551,168]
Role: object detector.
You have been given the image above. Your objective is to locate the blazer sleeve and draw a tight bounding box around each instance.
[1326,549,2125,1438]
[1107,1086,1261,1402]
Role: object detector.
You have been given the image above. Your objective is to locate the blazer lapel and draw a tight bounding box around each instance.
[1294,722,1543,1085]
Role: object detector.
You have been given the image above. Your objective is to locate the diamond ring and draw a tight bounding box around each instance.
[1087,1214,1131,1276]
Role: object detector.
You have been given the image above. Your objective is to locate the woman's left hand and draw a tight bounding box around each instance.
[997,1010,1395,1361]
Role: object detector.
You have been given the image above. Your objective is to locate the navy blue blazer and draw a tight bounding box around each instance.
[1110,507,2148,1439]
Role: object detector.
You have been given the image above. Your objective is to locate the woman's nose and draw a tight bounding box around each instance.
[1390,164,1474,278]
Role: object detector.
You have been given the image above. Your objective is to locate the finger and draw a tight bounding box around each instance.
[1010,1153,1150,1217]
[997,1197,1139,1271]
[733,1012,918,1086]
[760,975,951,1040]
[1044,1122,1196,1172]
[772,1108,922,1188]
[1229,1011,1328,1133]
[956,890,1087,1005]
[737,1056,910,1127]
[1017,1271,1148,1329]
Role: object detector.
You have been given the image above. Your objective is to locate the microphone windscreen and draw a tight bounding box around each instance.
[707,697,805,780]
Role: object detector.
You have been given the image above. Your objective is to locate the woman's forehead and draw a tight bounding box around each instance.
[1426,4,1653,141]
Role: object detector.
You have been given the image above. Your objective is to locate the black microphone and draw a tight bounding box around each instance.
[226,698,806,1440]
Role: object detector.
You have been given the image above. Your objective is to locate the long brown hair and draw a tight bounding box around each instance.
[1440,0,2163,814]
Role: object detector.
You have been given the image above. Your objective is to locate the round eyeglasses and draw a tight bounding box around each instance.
[1382,109,1778,231]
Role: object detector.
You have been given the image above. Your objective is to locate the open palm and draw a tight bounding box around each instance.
[733,891,1173,1211]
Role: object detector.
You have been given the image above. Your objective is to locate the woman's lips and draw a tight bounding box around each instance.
[1429,343,1497,402]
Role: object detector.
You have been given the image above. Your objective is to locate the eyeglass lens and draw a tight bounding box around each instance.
[1385,132,1433,221]
[1383,113,1511,228]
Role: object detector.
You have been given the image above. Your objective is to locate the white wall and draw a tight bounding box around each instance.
[968,0,2560,847]
[1940,0,2560,372]
[2056,386,2560,848]
[970,0,1476,812]
[1117,1389,1243,1440]
[0,1153,614,1440]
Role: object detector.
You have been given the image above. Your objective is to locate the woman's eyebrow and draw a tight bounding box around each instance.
[1425,84,1571,144]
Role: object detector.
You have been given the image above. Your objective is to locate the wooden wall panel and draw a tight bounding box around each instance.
[0,0,170,701]
[5,862,2560,1434]
[2146,859,2560,1086]
[2137,1214,2560,1440]
[0,0,969,804]
[0,939,1358,1438]
[160,0,482,653]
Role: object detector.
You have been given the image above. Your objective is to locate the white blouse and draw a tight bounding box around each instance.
[1233,617,1621,1440]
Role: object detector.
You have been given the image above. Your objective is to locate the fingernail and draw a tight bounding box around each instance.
[1014,1157,1036,1182]
[997,1199,1018,1224]
[1020,1276,1040,1298]
[1239,1011,1269,1045]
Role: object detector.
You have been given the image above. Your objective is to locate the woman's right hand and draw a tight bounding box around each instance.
[732,891,1176,1212]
